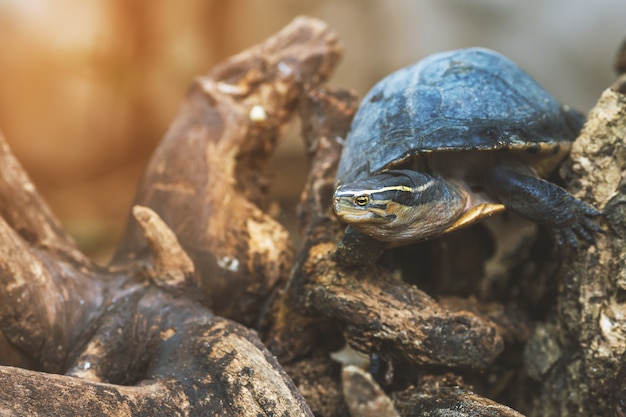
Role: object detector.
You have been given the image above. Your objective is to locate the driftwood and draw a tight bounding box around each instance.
[112,16,341,327]
[0,16,339,416]
[1,15,625,417]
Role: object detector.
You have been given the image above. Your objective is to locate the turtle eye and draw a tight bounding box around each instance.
[353,195,369,206]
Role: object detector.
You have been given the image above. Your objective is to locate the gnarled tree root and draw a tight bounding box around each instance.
[0,16,344,416]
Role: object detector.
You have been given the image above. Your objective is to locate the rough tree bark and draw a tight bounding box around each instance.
[112,16,341,327]
[525,75,626,416]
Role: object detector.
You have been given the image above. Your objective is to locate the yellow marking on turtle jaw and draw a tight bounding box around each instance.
[442,203,506,233]
[333,201,389,223]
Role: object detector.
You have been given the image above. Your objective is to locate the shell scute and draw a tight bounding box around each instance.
[337,48,584,184]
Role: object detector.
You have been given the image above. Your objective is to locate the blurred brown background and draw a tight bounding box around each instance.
[0,0,624,263]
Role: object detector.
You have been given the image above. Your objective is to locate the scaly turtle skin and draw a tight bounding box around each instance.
[333,47,601,248]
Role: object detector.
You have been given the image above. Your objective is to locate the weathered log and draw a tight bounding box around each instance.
[0,130,315,415]
[392,374,525,417]
[0,16,346,416]
[525,80,626,416]
[1,306,313,416]
[0,132,105,373]
[342,365,527,417]
[113,16,342,326]
[262,86,358,360]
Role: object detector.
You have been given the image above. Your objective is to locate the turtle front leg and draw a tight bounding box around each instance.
[485,165,602,248]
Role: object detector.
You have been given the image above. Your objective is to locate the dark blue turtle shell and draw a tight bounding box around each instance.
[336,47,585,184]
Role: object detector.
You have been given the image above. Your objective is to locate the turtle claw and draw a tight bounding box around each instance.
[550,196,603,249]
[553,227,581,250]
[571,224,594,245]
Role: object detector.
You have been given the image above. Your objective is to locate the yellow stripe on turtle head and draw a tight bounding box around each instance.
[334,184,418,198]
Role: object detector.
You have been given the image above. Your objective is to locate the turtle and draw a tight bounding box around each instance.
[333,47,602,249]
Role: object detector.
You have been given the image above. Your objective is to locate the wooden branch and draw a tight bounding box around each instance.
[0,134,88,262]
[0,131,103,372]
[305,260,504,368]
[2,309,313,416]
[0,132,315,414]
[112,16,343,326]
[263,87,359,360]
[132,205,198,295]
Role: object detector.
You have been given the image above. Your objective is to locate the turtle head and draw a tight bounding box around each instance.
[333,170,467,244]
